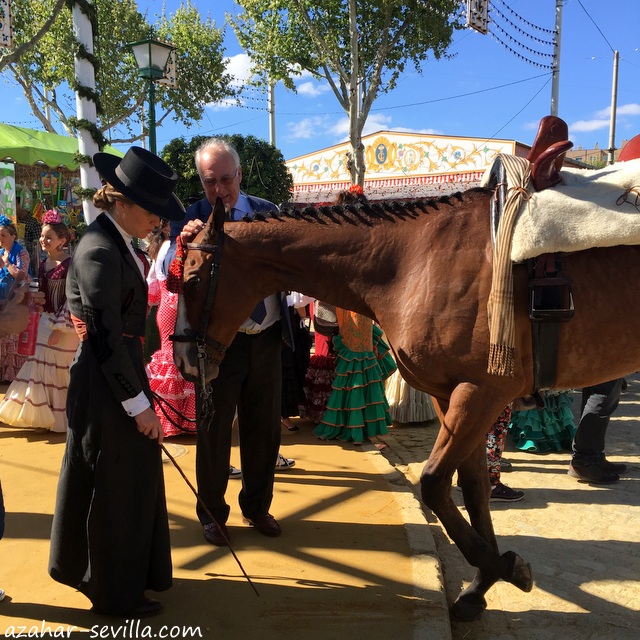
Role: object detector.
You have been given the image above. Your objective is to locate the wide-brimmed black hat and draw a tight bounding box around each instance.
[93,147,185,221]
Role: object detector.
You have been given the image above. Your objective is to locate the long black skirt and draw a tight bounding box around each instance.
[49,338,172,614]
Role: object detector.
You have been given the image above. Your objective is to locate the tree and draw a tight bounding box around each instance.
[0,0,67,73]
[3,0,236,143]
[230,0,464,185]
[162,134,294,205]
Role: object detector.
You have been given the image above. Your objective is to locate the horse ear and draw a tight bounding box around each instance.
[213,197,226,233]
[203,197,226,241]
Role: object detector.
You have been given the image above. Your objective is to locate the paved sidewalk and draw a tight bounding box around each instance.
[378,374,640,640]
[0,406,450,639]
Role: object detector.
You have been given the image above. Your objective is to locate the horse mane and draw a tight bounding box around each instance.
[241,187,491,227]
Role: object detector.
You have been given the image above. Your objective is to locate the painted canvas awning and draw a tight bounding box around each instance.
[0,123,123,169]
[285,130,521,203]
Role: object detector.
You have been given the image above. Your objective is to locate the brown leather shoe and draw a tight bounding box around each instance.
[203,521,229,546]
[243,513,282,537]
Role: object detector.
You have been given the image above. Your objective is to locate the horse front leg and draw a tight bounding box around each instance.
[421,384,533,621]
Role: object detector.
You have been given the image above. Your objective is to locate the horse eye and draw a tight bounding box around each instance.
[184,275,201,288]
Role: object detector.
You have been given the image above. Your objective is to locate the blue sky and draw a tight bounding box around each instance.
[3,0,639,161]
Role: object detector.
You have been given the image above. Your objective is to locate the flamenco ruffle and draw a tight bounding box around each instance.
[146,353,196,437]
[0,317,77,432]
[301,353,336,423]
[372,324,397,380]
[0,335,27,383]
[384,369,438,424]
[313,334,392,443]
[509,391,576,453]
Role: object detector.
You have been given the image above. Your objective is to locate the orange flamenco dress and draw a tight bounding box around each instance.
[313,309,396,443]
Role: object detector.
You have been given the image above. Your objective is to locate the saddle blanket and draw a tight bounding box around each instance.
[491,157,640,262]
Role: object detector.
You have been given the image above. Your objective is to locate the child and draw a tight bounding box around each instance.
[0,211,78,432]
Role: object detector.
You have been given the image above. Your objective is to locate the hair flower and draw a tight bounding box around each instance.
[349,184,364,196]
[43,209,63,224]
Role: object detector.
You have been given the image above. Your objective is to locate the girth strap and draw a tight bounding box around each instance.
[528,254,574,391]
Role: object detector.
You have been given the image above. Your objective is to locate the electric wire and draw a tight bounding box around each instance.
[576,0,615,54]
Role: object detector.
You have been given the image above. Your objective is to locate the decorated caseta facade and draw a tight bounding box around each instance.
[286,130,528,203]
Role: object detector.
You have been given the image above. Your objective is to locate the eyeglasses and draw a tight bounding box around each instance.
[202,167,239,189]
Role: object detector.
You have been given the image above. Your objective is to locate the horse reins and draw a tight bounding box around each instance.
[169,232,228,418]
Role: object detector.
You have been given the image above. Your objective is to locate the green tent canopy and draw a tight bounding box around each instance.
[0,123,123,169]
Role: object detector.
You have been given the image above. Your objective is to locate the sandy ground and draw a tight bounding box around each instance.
[2,373,639,640]
[0,408,449,640]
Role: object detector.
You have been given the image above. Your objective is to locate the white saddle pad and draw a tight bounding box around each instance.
[497,158,640,262]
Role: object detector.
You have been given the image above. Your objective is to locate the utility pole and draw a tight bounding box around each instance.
[268,81,276,147]
[550,0,563,116]
[608,50,619,165]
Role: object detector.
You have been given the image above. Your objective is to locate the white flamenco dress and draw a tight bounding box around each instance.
[384,369,438,424]
[0,257,79,432]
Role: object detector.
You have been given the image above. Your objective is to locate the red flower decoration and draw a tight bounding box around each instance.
[166,236,185,294]
[349,184,364,196]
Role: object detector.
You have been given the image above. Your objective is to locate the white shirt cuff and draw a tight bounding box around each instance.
[122,391,151,417]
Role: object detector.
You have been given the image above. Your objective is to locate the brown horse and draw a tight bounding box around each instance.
[173,191,640,620]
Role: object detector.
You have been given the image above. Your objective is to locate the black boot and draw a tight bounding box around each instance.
[568,459,619,484]
[599,455,627,475]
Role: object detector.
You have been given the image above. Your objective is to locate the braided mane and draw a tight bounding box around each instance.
[240,188,489,226]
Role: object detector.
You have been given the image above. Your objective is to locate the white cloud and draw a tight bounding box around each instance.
[285,111,444,151]
[206,54,258,110]
[570,118,611,133]
[618,103,640,116]
[286,116,330,140]
[226,53,254,87]
[297,82,330,97]
[571,103,640,132]
[326,113,394,140]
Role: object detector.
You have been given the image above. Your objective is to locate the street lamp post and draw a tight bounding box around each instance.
[127,37,175,155]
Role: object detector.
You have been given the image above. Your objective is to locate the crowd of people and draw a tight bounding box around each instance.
[0,139,632,615]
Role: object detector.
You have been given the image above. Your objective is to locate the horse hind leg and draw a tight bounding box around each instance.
[422,386,533,621]
[452,551,533,621]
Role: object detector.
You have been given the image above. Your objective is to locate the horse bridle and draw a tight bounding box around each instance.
[169,232,228,412]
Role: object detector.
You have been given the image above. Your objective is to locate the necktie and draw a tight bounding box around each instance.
[250,299,267,324]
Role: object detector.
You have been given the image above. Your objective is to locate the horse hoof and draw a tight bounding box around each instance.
[502,550,534,592]
[449,593,487,622]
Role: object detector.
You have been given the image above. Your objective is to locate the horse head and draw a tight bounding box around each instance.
[172,197,234,385]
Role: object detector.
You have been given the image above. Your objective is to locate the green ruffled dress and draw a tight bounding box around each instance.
[509,390,576,453]
[314,310,396,443]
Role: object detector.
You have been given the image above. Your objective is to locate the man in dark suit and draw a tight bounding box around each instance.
[176,138,292,546]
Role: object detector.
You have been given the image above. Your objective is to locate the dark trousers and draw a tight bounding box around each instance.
[572,378,623,463]
[195,322,282,525]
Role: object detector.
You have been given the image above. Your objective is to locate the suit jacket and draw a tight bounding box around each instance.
[169,193,278,239]
[66,213,149,403]
[168,195,294,349]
